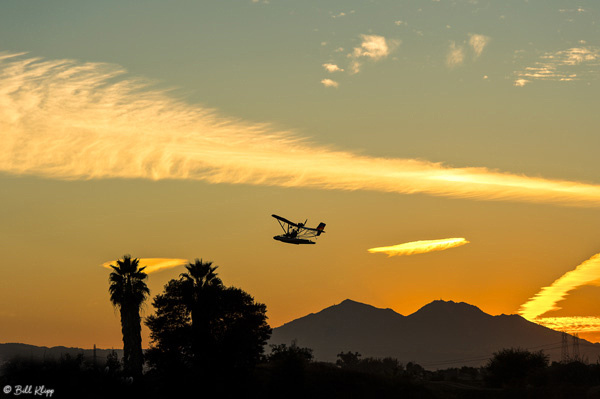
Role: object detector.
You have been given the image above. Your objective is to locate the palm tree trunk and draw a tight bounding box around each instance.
[129,308,144,376]
[120,303,144,377]
[120,305,133,375]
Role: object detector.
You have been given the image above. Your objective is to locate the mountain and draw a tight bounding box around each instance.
[0,343,122,365]
[269,299,600,368]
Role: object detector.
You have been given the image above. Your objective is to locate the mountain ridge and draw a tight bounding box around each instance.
[0,343,123,365]
[270,299,600,368]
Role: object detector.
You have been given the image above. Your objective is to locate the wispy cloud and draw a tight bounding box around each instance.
[322,63,344,73]
[559,7,586,13]
[368,238,469,257]
[320,78,339,88]
[446,34,489,68]
[469,34,490,58]
[514,46,600,86]
[514,78,530,87]
[348,34,397,74]
[352,34,392,60]
[519,253,600,320]
[102,258,189,274]
[4,52,600,207]
[446,41,465,67]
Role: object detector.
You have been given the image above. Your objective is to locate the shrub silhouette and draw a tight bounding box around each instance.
[266,341,314,397]
[485,348,548,388]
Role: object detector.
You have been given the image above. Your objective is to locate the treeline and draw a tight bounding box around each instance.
[0,343,429,398]
[4,345,600,398]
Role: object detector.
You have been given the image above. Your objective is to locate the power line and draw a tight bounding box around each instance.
[413,334,600,369]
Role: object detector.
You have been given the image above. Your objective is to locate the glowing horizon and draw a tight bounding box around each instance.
[532,316,600,334]
[368,238,470,257]
[2,52,600,207]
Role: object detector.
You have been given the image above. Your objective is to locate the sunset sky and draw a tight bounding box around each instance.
[1,0,600,349]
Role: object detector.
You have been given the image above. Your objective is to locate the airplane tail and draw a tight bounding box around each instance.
[316,222,326,236]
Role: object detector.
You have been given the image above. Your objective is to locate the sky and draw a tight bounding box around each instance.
[1,0,600,349]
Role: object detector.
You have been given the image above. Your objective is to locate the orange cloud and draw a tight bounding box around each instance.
[368,238,469,257]
[533,316,600,334]
[519,253,600,321]
[102,258,188,274]
[519,253,600,334]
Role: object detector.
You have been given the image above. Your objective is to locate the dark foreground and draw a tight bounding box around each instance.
[2,355,600,399]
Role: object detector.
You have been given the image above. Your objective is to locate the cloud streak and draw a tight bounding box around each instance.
[3,52,600,207]
[102,258,189,274]
[519,253,600,321]
[514,46,600,86]
[368,238,469,257]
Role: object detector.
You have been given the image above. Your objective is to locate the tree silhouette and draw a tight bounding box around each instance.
[144,279,192,373]
[268,341,313,364]
[215,286,271,371]
[336,351,361,369]
[336,352,405,377]
[108,255,149,377]
[145,259,271,378]
[179,258,223,370]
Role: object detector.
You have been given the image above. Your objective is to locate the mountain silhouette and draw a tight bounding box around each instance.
[0,343,122,365]
[270,299,600,368]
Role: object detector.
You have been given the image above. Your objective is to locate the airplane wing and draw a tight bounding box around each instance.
[271,214,300,228]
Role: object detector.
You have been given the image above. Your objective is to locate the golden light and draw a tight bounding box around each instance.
[368,238,469,257]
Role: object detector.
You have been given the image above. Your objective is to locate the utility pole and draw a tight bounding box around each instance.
[93,344,97,369]
[572,333,580,362]
[561,331,570,363]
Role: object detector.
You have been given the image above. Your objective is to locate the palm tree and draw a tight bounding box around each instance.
[108,255,150,377]
[180,259,223,369]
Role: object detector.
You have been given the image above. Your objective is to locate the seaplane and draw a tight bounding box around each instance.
[271,214,326,245]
